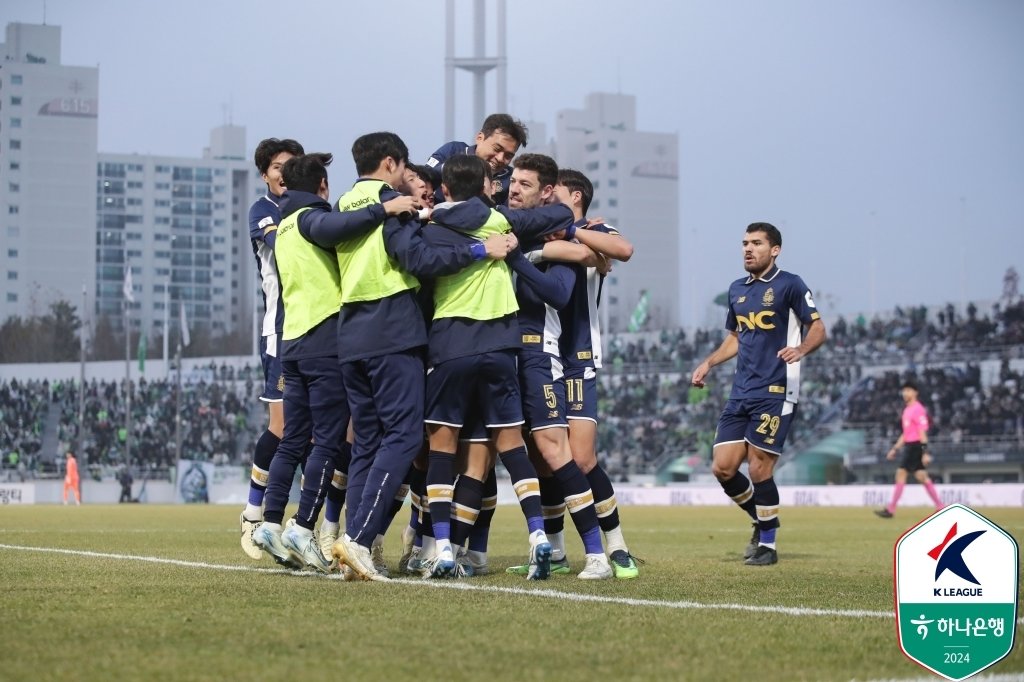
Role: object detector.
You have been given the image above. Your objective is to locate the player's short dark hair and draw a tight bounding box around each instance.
[442,155,488,202]
[558,168,594,215]
[281,153,333,194]
[747,222,783,248]
[480,113,529,148]
[407,163,435,190]
[254,138,305,175]
[351,132,409,177]
[901,379,919,392]
[513,153,558,189]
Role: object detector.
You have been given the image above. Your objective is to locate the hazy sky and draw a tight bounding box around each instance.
[4,0,1022,326]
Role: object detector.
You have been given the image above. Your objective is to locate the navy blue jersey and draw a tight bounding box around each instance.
[248,193,285,337]
[427,141,513,206]
[514,253,576,357]
[724,265,820,402]
[559,220,620,370]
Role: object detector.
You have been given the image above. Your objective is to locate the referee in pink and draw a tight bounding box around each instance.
[875,380,943,518]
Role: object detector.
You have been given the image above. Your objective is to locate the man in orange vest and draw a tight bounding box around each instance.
[63,451,81,505]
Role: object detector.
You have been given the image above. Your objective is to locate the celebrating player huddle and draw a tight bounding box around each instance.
[236,113,829,580]
[239,115,640,582]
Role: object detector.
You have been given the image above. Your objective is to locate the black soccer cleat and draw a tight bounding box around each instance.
[874,509,893,519]
[744,545,778,566]
[743,523,759,559]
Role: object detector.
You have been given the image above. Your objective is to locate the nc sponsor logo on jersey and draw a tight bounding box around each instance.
[737,296,746,303]
[761,288,775,307]
[894,504,1018,681]
[735,310,776,331]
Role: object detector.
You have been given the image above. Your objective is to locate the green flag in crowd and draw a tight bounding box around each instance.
[137,334,147,373]
[627,290,650,332]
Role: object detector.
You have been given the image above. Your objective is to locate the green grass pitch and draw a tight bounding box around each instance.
[0,505,1020,681]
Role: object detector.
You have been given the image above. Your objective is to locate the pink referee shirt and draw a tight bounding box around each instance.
[901,400,929,443]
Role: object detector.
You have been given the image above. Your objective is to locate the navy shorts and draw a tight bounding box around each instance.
[459,408,489,442]
[259,334,284,403]
[713,397,797,456]
[425,350,524,430]
[519,352,567,431]
[564,366,598,423]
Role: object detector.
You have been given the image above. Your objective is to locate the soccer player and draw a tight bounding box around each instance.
[553,168,641,579]
[328,132,514,581]
[427,113,528,206]
[419,154,574,579]
[404,164,436,210]
[690,222,826,566]
[507,153,613,580]
[875,380,944,518]
[239,137,304,560]
[62,451,80,505]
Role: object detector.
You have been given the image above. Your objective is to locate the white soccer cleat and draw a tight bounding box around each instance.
[332,534,390,582]
[526,529,552,581]
[318,521,340,570]
[421,543,456,579]
[578,553,613,580]
[371,538,389,578]
[239,512,264,560]
[398,524,416,573]
[282,524,332,574]
[402,545,422,575]
[252,523,303,570]
[459,547,489,576]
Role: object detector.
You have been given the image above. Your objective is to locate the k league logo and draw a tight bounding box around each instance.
[929,522,984,592]
[894,504,1018,681]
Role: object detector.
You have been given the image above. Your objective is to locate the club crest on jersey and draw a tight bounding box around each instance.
[762,288,775,307]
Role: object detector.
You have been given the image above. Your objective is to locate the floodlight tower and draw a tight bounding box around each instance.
[445,0,507,140]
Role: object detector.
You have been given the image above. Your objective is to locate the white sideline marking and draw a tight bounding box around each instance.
[2,543,1023,626]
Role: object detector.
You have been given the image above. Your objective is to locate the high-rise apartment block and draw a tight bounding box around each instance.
[97,127,254,341]
[0,22,98,323]
[1,22,258,346]
[552,93,679,331]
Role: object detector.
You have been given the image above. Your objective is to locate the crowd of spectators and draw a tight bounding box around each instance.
[0,379,49,479]
[826,299,1024,362]
[1,372,261,480]
[52,377,259,470]
[844,360,1024,443]
[595,299,1024,477]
